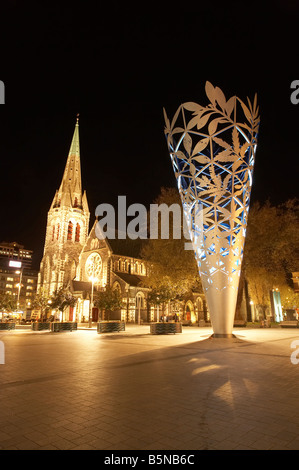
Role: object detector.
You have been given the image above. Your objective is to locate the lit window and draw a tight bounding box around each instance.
[67,221,73,240]
[6,284,13,288]
[75,223,80,242]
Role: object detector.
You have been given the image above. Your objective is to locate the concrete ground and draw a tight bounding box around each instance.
[0,324,299,450]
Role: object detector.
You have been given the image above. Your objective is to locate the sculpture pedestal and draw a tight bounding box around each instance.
[211,333,236,338]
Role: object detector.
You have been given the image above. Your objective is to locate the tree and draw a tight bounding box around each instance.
[147,284,176,321]
[141,187,202,297]
[31,288,51,321]
[0,293,17,315]
[279,284,299,311]
[243,199,299,318]
[50,287,77,322]
[94,286,124,321]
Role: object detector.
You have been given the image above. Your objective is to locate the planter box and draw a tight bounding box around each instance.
[150,322,182,335]
[0,322,15,330]
[97,321,125,333]
[32,322,51,331]
[50,322,77,332]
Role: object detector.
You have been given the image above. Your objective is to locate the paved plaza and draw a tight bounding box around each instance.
[0,324,299,450]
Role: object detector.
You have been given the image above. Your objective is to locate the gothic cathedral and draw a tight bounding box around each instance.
[37,117,90,296]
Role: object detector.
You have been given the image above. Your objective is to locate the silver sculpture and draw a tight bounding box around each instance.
[164,82,260,336]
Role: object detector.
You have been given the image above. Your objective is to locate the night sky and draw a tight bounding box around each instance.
[0,1,298,269]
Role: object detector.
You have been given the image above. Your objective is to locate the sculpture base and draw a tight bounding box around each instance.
[210,333,236,338]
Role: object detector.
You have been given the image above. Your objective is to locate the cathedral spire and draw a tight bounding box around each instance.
[57,115,82,206]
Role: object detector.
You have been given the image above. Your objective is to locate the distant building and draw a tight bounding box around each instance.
[0,251,38,312]
[0,241,33,269]
[38,118,206,324]
[292,272,299,293]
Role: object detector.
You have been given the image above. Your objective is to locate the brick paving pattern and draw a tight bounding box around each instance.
[0,325,299,450]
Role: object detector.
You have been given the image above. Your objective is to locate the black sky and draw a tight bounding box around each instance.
[0,1,298,269]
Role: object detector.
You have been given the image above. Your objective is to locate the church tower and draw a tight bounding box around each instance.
[38,116,90,295]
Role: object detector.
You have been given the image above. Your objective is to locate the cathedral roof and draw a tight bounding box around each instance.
[106,231,146,259]
[70,280,92,293]
[113,272,147,287]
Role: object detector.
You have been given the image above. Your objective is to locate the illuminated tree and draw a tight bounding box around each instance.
[141,187,201,297]
[0,293,17,314]
[31,288,51,321]
[94,286,124,321]
[50,287,77,322]
[244,199,299,318]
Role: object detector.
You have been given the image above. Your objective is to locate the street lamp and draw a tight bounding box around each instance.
[15,268,23,322]
[15,270,23,308]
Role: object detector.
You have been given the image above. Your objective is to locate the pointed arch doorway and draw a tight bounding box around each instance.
[185,301,196,323]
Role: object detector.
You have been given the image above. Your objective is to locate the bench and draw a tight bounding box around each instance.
[233,320,247,327]
[280,321,299,328]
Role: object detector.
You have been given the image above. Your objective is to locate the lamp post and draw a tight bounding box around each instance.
[16,268,23,315]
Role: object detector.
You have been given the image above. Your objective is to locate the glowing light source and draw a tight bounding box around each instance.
[9,261,22,268]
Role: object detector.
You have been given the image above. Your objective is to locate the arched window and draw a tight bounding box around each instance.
[56,224,60,240]
[136,292,145,309]
[52,225,55,241]
[67,221,73,240]
[75,223,80,242]
[74,197,78,208]
[113,281,121,293]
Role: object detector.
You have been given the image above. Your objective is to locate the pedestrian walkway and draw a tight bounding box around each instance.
[0,324,299,450]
